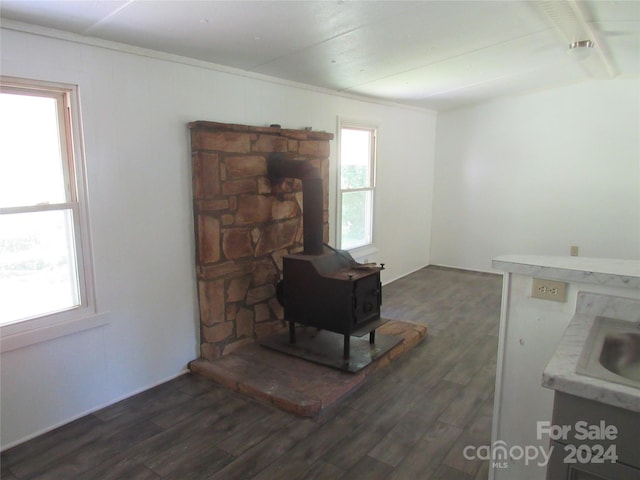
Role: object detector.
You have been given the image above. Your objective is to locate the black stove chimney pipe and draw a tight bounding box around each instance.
[267,153,324,255]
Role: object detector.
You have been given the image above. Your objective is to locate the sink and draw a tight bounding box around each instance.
[576,316,640,389]
[600,332,640,382]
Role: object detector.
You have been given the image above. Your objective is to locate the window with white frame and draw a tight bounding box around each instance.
[0,77,95,332]
[338,123,376,251]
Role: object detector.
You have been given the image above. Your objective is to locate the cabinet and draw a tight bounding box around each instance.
[546,392,640,480]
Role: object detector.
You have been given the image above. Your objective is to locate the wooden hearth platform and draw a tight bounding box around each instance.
[189,319,426,417]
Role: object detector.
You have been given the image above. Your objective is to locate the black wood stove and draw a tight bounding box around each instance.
[267,154,390,364]
[279,246,386,359]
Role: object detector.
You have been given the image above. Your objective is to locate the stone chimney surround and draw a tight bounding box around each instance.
[188,121,334,360]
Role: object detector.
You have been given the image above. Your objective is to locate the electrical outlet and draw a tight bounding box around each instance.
[570,245,579,256]
[531,278,567,302]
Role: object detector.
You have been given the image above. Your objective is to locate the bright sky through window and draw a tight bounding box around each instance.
[339,126,375,251]
[0,94,66,207]
[0,90,81,324]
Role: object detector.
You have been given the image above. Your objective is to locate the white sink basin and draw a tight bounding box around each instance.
[576,316,640,389]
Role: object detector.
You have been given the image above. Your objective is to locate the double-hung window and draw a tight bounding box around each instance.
[338,123,376,251]
[0,77,96,345]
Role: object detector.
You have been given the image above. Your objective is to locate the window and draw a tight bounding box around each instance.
[338,123,376,250]
[0,77,96,339]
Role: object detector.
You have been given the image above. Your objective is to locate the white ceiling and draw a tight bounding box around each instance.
[1,0,639,110]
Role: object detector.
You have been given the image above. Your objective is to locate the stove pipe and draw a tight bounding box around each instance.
[267,153,323,255]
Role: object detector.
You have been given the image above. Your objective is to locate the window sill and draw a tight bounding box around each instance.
[1,312,110,353]
[348,244,379,263]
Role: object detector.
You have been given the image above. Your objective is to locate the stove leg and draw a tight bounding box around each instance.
[289,321,296,344]
[370,330,375,344]
[343,334,350,359]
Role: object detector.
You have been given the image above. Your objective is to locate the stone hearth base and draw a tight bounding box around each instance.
[188,320,427,417]
[260,327,402,373]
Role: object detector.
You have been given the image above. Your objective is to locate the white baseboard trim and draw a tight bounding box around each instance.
[429,262,501,275]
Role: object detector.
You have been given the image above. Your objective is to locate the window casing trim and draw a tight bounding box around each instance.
[0,76,99,350]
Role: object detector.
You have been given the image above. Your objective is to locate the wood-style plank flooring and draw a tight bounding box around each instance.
[1,266,503,480]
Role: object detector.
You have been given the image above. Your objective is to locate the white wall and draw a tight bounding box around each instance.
[0,26,436,449]
[432,78,640,272]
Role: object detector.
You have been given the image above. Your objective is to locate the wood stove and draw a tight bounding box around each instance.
[267,153,387,360]
[279,247,385,359]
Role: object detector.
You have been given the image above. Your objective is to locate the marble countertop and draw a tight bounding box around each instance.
[542,292,640,412]
[492,255,640,289]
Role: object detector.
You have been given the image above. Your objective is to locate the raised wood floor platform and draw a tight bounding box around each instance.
[189,320,427,417]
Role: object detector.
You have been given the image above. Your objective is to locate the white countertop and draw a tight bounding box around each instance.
[542,292,640,412]
[493,255,640,289]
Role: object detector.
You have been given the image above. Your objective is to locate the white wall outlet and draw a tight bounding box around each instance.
[531,278,568,302]
[570,245,579,256]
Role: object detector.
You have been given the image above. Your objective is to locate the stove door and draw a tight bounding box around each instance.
[353,273,381,325]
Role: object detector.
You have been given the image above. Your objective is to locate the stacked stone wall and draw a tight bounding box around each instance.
[189,121,333,360]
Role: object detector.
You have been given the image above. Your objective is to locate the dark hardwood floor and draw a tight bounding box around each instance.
[1,266,503,480]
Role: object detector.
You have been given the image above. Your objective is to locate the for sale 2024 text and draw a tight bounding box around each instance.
[538,420,619,464]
